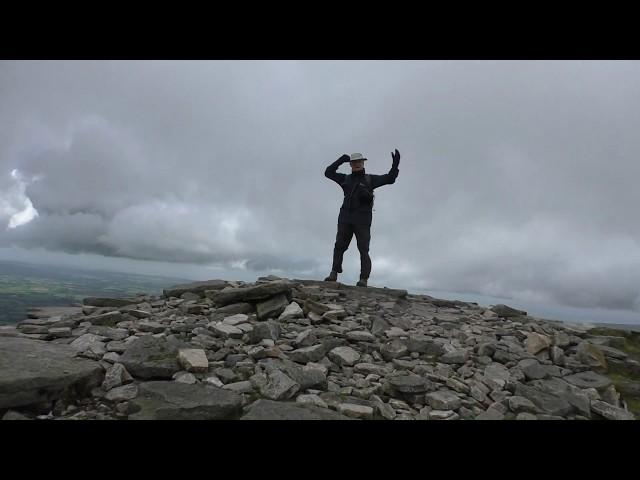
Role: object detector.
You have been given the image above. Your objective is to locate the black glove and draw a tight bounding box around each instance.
[391,149,400,169]
[339,154,350,164]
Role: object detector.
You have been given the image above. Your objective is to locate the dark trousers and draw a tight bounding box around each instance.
[331,222,371,279]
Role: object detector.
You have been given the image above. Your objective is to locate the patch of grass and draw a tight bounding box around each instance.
[588,327,640,360]
[605,373,640,418]
[608,372,637,384]
[623,396,640,417]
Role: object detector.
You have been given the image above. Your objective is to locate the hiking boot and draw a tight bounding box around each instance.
[356,278,368,287]
[324,270,338,282]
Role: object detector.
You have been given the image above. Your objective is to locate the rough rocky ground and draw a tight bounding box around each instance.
[1,276,638,420]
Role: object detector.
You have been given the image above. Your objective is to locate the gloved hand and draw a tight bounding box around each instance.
[391,149,400,169]
[339,154,350,164]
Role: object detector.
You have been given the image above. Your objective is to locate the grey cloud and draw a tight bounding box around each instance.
[1,60,640,316]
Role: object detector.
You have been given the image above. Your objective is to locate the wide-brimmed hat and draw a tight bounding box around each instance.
[350,153,367,162]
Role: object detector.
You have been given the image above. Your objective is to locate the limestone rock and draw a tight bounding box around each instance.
[525,332,552,355]
[83,297,139,308]
[208,280,292,307]
[0,337,103,410]
[130,381,242,420]
[163,280,228,298]
[105,384,139,402]
[287,344,326,364]
[84,311,125,327]
[327,346,361,367]
[576,342,608,371]
[591,400,635,420]
[490,304,527,318]
[425,390,461,410]
[564,371,612,391]
[241,399,351,420]
[248,321,281,344]
[102,363,133,391]
[338,403,374,419]
[256,293,290,321]
[278,302,304,321]
[119,336,187,379]
[178,349,209,373]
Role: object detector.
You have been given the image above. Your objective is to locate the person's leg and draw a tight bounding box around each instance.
[354,224,372,281]
[331,222,354,274]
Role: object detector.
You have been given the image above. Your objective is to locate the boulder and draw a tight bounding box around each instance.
[248,321,281,344]
[406,335,443,355]
[163,279,228,298]
[327,346,361,367]
[490,304,527,318]
[515,383,572,417]
[256,294,289,320]
[564,371,612,391]
[83,297,139,307]
[207,280,293,307]
[177,349,209,373]
[591,400,635,420]
[525,332,552,355]
[241,399,351,420]
[84,311,125,327]
[278,302,304,321]
[576,342,608,371]
[119,336,188,379]
[0,337,103,410]
[129,381,243,420]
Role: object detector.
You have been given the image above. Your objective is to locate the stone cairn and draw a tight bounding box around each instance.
[0,275,637,420]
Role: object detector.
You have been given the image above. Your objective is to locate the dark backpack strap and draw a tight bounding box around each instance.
[365,174,375,210]
[365,174,372,191]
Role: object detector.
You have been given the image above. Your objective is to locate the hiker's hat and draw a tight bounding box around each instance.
[350,153,367,162]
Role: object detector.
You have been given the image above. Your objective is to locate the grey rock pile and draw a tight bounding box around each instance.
[1,276,637,420]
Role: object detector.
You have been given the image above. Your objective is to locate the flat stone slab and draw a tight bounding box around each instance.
[208,280,293,307]
[564,371,612,391]
[256,293,289,320]
[209,322,244,339]
[292,279,408,298]
[178,349,209,373]
[25,306,83,319]
[490,304,527,318]
[84,311,125,327]
[515,383,572,417]
[597,345,628,360]
[0,337,103,409]
[425,390,461,410]
[328,346,361,367]
[241,399,352,420]
[389,375,433,394]
[83,297,140,307]
[591,400,635,420]
[338,403,374,419]
[163,280,229,298]
[287,344,326,364]
[129,381,243,420]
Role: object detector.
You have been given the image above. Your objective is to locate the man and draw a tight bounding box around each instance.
[324,149,400,287]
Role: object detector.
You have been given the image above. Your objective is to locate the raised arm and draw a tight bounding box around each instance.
[325,154,350,185]
[371,149,400,189]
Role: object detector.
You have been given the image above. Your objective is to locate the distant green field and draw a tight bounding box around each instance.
[0,260,190,324]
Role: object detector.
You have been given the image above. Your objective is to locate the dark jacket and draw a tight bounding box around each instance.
[325,157,399,226]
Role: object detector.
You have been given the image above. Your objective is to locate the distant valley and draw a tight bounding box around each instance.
[0,260,190,324]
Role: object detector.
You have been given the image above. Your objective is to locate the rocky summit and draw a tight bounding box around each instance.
[1,276,638,420]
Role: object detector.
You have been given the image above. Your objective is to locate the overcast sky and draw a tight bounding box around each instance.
[1,60,640,324]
